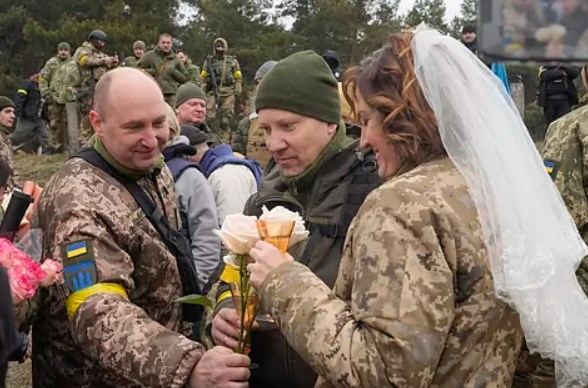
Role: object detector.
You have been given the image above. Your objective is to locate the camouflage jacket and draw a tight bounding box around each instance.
[73,42,111,91]
[31,157,204,387]
[39,56,67,98]
[50,58,80,104]
[185,59,200,84]
[0,126,15,189]
[260,157,523,388]
[541,105,588,294]
[124,55,140,67]
[136,49,188,95]
[233,114,271,170]
[200,55,242,95]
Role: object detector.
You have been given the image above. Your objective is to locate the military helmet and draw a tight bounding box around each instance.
[88,29,108,42]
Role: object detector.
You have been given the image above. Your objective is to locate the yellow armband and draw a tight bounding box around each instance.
[65,282,128,319]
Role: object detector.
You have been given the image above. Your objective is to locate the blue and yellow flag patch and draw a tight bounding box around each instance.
[543,159,560,180]
[65,240,88,259]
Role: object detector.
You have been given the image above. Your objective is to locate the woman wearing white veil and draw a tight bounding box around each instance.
[245,28,554,387]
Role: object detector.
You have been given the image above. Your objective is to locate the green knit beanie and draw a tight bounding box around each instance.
[0,96,15,112]
[133,40,146,51]
[175,83,207,108]
[255,51,341,123]
[57,42,71,52]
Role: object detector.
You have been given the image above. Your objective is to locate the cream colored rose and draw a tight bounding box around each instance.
[260,206,309,247]
[214,214,260,254]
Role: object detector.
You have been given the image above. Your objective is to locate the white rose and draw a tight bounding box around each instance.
[214,214,260,254]
[260,205,309,247]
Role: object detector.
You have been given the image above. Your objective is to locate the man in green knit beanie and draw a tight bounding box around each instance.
[212,50,382,388]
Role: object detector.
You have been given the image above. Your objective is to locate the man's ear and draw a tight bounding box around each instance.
[327,122,338,136]
[89,110,103,136]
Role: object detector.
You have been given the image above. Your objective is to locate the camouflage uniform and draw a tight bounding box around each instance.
[136,48,188,107]
[124,55,140,67]
[0,125,15,188]
[233,114,271,170]
[40,56,75,152]
[259,157,523,387]
[517,105,588,387]
[31,156,205,387]
[185,59,200,84]
[73,42,113,143]
[200,38,243,142]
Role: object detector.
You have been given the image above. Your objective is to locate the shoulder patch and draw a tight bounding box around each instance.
[544,159,560,180]
[62,239,98,293]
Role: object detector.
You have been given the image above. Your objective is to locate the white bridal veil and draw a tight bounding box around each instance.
[412,26,588,386]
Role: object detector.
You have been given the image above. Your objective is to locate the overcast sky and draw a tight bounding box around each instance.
[398,0,462,22]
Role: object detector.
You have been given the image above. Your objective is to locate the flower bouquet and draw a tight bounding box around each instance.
[0,180,61,303]
[0,236,62,303]
[214,206,309,354]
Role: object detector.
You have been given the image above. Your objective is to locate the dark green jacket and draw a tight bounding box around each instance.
[124,56,139,67]
[215,139,382,388]
[136,49,188,95]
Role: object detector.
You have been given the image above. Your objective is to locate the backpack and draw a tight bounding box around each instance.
[200,144,263,185]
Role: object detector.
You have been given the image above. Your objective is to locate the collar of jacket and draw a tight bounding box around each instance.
[88,135,164,180]
[0,125,9,136]
[254,137,362,223]
[282,121,353,196]
[156,48,175,60]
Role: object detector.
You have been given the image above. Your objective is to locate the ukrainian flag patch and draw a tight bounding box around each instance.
[544,159,559,180]
[66,240,87,259]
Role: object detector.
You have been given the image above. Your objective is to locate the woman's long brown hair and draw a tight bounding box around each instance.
[343,32,446,170]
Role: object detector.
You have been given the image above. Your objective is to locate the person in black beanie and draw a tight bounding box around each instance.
[461,25,479,54]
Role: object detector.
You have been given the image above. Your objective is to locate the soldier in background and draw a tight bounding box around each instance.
[50,58,82,153]
[124,40,146,67]
[233,60,276,170]
[200,38,242,143]
[175,83,222,146]
[73,29,119,143]
[0,97,16,187]
[39,42,73,153]
[137,33,188,107]
[11,71,50,154]
[177,49,200,84]
[321,50,342,81]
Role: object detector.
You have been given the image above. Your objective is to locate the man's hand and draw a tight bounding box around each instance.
[211,307,241,351]
[189,346,250,388]
[104,56,117,67]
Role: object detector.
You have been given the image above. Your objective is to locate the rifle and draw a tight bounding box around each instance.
[207,57,223,118]
[113,51,125,67]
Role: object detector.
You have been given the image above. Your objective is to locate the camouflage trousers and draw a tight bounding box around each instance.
[48,103,66,151]
[207,92,235,144]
